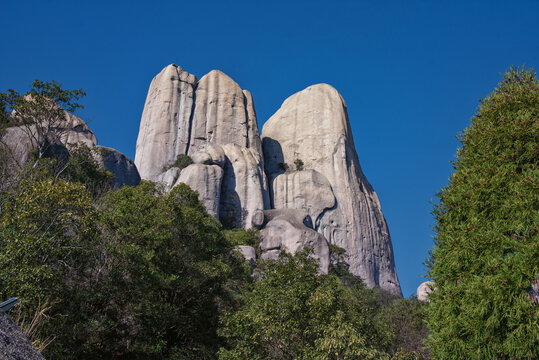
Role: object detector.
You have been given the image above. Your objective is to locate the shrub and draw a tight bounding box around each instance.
[294,158,304,171]
[172,153,193,171]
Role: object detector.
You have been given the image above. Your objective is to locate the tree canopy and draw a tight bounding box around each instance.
[427,66,539,359]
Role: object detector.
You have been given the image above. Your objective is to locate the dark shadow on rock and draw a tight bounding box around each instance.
[219,156,242,229]
[261,137,285,208]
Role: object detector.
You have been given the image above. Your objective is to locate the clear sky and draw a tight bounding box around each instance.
[2,0,538,297]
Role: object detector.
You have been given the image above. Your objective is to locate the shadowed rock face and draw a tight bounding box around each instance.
[262,84,401,296]
[135,65,268,228]
[93,146,141,188]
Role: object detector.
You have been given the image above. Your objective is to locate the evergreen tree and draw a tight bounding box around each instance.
[427,66,539,359]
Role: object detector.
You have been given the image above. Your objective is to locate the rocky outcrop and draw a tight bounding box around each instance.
[254,209,329,274]
[135,65,401,294]
[93,146,141,187]
[262,84,401,296]
[135,65,268,228]
[0,112,139,189]
[417,281,435,302]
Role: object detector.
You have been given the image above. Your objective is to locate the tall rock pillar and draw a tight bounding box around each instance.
[262,84,401,296]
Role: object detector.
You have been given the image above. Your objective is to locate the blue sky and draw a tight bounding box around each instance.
[2,0,538,297]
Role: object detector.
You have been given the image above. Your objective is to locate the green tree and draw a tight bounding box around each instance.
[172,153,193,171]
[426,66,539,359]
[294,158,304,171]
[377,297,429,359]
[0,179,99,357]
[0,80,85,171]
[79,182,246,359]
[218,250,391,360]
[58,143,113,199]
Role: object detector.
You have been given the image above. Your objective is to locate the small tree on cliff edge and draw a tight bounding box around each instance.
[426,66,539,359]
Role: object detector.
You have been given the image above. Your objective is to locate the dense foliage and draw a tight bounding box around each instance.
[0,179,100,356]
[218,250,392,359]
[427,66,539,359]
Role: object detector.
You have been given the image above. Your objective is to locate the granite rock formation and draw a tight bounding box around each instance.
[135,65,401,295]
[262,84,401,295]
[177,163,224,217]
[135,64,269,228]
[0,111,139,188]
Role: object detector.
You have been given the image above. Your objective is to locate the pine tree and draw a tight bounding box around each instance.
[426,66,539,359]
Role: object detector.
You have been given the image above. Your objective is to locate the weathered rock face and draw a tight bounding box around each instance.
[135,65,268,228]
[61,112,98,147]
[262,84,401,295]
[188,71,262,155]
[271,169,335,228]
[220,144,269,229]
[0,126,37,170]
[177,163,224,217]
[255,209,330,274]
[135,65,197,180]
[93,146,141,188]
[0,114,139,189]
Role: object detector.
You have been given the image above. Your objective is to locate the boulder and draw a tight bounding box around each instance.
[93,146,141,187]
[61,112,98,147]
[235,245,257,266]
[262,83,401,295]
[155,167,182,191]
[0,112,97,172]
[259,209,329,274]
[417,281,435,302]
[176,163,224,218]
[271,169,335,228]
[190,143,226,167]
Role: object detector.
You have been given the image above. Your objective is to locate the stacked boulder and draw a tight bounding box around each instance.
[135,65,269,229]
